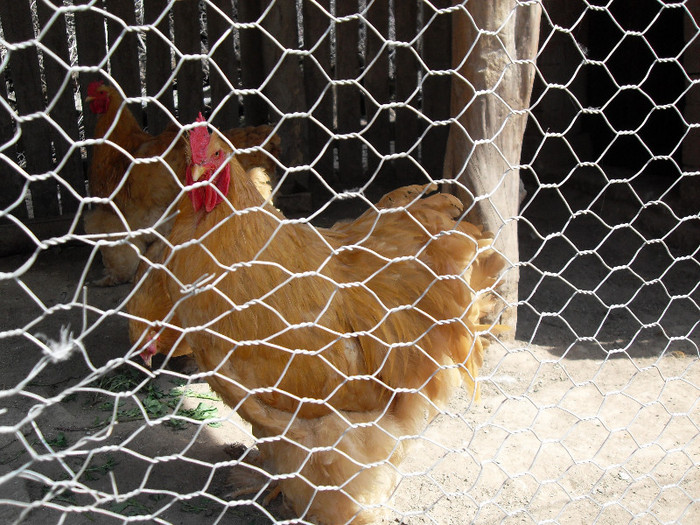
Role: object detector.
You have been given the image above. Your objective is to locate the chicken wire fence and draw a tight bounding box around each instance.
[1,1,699,524]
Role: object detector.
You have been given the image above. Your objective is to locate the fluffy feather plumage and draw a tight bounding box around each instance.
[131,119,506,523]
[127,165,275,366]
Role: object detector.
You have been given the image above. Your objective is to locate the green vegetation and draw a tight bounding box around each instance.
[23,369,228,519]
[87,368,222,430]
[109,498,152,516]
[82,457,117,481]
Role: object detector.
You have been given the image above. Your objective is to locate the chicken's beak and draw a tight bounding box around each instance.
[139,333,158,368]
[190,165,206,182]
[85,96,94,102]
[141,352,153,368]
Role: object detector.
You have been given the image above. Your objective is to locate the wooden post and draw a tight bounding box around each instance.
[443,1,541,337]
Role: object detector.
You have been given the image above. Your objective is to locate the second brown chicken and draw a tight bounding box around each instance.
[83,80,280,286]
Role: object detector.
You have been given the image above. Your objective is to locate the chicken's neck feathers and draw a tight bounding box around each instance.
[94,89,150,150]
[190,160,318,259]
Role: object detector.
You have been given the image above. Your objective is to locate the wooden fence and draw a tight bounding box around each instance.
[0,0,453,254]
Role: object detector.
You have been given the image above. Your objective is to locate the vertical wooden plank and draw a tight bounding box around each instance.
[260,0,306,169]
[0,1,59,218]
[393,0,422,183]
[238,0,269,124]
[303,0,335,191]
[144,0,175,132]
[74,0,107,182]
[74,0,107,103]
[420,0,452,181]
[104,1,142,123]
[36,1,86,213]
[207,0,240,128]
[0,73,26,220]
[363,0,392,192]
[173,0,203,124]
[334,1,363,189]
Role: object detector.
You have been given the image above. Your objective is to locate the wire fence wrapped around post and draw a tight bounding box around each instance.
[0,1,698,524]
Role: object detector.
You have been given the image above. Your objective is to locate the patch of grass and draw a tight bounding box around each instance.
[82,368,145,408]
[95,368,143,393]
[171,386,221,402]
[142,396,167,418]
[41,487,78,506]
[40,485,98,521]
[166,402,221,429]
[109,497,152,516]
[179,402,221,425]
[45,432,68,449]
[116,407,143,420]
[180,496,211,514]
[83,378,221,430]
[146,382,168,399]
[51,491,78,505]
[26,432,69,455]
[40,478,88,512]
[164,418,188,430]
[82,457,117,481]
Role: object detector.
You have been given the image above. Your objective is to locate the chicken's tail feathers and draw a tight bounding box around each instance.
[457,226,510,398]
[374,182,439,209]
[399,186,509,318]
[404,192,511,400]
[369,183,510,401]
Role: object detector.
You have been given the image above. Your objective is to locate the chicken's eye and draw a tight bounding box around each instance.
[214,151,220,158]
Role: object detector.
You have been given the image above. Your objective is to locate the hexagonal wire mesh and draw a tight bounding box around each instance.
[0,1,698,524]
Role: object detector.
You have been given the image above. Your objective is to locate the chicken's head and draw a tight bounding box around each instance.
[139,330,159,368]
[186,113,231,212]
[86,81,110,114]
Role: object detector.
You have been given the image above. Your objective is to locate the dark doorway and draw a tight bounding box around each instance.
[584,1,687,175]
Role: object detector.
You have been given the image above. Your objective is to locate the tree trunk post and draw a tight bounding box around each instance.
[443,1,542,338]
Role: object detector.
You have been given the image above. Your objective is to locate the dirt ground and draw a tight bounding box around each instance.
[0,183,698,524]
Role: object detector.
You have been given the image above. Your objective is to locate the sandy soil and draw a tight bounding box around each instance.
[0,184,698,524]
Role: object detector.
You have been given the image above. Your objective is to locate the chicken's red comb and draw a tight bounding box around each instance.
[189,113,210,165]
[87,80,104,97]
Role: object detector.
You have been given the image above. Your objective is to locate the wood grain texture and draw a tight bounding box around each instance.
[443,1,543,335]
